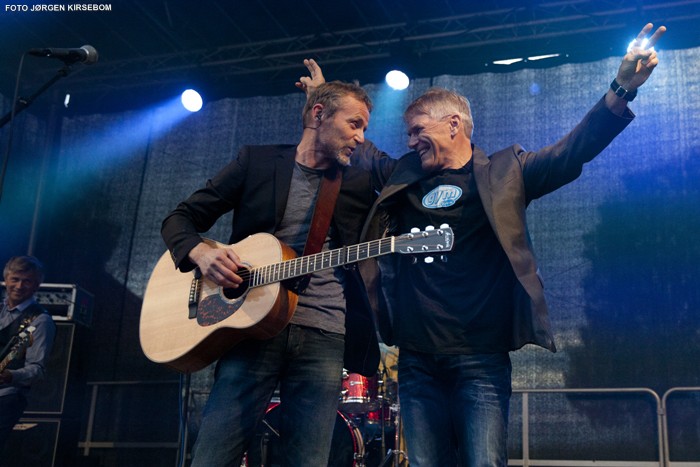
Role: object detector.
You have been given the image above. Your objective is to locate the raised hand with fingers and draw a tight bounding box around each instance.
[606,23,666,113]
[616,23,667,92]
[295,58,326,95]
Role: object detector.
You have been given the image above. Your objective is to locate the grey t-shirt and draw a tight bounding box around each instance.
[273,162,346,334]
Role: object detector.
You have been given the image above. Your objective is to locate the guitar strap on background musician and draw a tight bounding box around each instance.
[289,164,343,294]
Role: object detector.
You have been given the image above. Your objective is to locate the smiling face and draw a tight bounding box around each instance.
[4,270,41,309]
[3,256,44,309]
[406,113,454,172]
[404,87,475,172]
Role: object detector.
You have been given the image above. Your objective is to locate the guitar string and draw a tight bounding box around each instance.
[216,237,396,287]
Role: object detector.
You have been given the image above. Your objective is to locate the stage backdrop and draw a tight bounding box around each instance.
[1,47,699,464]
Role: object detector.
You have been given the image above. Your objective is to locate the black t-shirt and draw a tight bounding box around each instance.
[389,160,516,354]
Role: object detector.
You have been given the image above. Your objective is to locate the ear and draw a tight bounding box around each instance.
[313,103,325,121]
[448,114,461,137]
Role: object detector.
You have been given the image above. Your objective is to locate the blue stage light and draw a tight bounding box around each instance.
[385,70,409,90]
[181,89,203,112]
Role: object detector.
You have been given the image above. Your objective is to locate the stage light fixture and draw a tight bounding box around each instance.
[492,58,523,66]
[528,53,560,61]
[181,89,203,112]
[385,70,410,90]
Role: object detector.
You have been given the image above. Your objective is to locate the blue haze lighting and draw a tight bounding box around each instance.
[181,89,203,112]
[385,70,409,90]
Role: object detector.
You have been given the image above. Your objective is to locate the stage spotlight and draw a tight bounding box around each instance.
[385,70,410,90]
[493,57,523,66]
[628,37,652,53]
[181,89,203,112]
[527,53,560,61]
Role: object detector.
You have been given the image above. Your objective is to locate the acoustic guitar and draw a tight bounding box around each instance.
[139,226,453,373]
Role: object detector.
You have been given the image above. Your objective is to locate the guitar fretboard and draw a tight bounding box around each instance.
[250,237,395,287]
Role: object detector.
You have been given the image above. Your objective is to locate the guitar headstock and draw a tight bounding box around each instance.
[0,326,36,372]
[395,224,454,255]
[16,326,36,347]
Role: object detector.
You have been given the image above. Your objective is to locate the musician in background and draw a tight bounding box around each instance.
[0,256,56,449]
[161,81,390,466]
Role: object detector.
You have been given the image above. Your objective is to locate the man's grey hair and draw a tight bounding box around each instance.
[404,87,474,138]
[3,256,45,283]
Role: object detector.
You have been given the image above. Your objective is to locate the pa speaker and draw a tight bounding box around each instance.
[0,418,59,467]
[25,322,81,415]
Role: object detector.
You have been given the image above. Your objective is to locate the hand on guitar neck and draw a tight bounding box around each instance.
[189,242,246,289]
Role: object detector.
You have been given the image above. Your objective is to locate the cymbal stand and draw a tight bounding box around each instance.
[378,399,408,467]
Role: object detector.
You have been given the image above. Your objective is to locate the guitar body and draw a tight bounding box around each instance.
[139,234,298,373]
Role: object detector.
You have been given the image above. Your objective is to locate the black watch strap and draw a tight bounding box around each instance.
[610,78,637,102]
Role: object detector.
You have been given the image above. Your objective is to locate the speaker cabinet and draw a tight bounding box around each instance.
[17,322,84,466]
[1,418,60,467]
[25,322,82,415]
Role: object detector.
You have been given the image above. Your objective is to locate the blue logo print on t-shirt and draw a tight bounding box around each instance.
[422,185,463,209]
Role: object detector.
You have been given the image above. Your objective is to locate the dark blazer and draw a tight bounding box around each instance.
[358,97,634,352]
[162,144,384,375]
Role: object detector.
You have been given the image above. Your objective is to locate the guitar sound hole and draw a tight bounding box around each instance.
[221,267,250,300]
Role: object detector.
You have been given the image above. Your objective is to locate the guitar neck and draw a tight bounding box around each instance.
[0,349,18,373]
[250,236,395,287]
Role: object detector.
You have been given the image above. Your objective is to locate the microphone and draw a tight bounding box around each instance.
[27,45,99,65]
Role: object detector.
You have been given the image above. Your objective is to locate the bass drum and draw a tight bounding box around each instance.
[245,403,365,467]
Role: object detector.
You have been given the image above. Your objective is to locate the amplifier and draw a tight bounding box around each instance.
[1,282,93,327]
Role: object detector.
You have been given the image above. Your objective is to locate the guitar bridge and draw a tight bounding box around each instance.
[188,269,202,319]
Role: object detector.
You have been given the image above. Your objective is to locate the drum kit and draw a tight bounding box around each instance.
[337,368,407,467]
[245,346,408,467]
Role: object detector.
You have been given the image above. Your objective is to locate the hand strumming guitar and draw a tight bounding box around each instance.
[188,242,245,289]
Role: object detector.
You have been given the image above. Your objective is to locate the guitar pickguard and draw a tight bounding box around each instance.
[197,291,248,326]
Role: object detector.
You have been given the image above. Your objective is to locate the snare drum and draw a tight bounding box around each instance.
[340,370,379,412]
[245,402,365,466]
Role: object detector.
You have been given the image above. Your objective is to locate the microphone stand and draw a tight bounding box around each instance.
[0,63,73,129]
[176,372,192,467]
[0,63,73,201]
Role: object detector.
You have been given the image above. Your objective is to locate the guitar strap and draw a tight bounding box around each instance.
[291,164,343,294]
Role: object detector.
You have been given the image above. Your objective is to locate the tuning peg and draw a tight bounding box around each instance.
[424,256,434,264]
[410,227,420,233]
[440,255,448,263]
[425,225,435,231]
[439,223,450,229]
[411,257,418,264]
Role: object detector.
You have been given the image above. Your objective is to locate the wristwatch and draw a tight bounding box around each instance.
[610,78,637,102]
